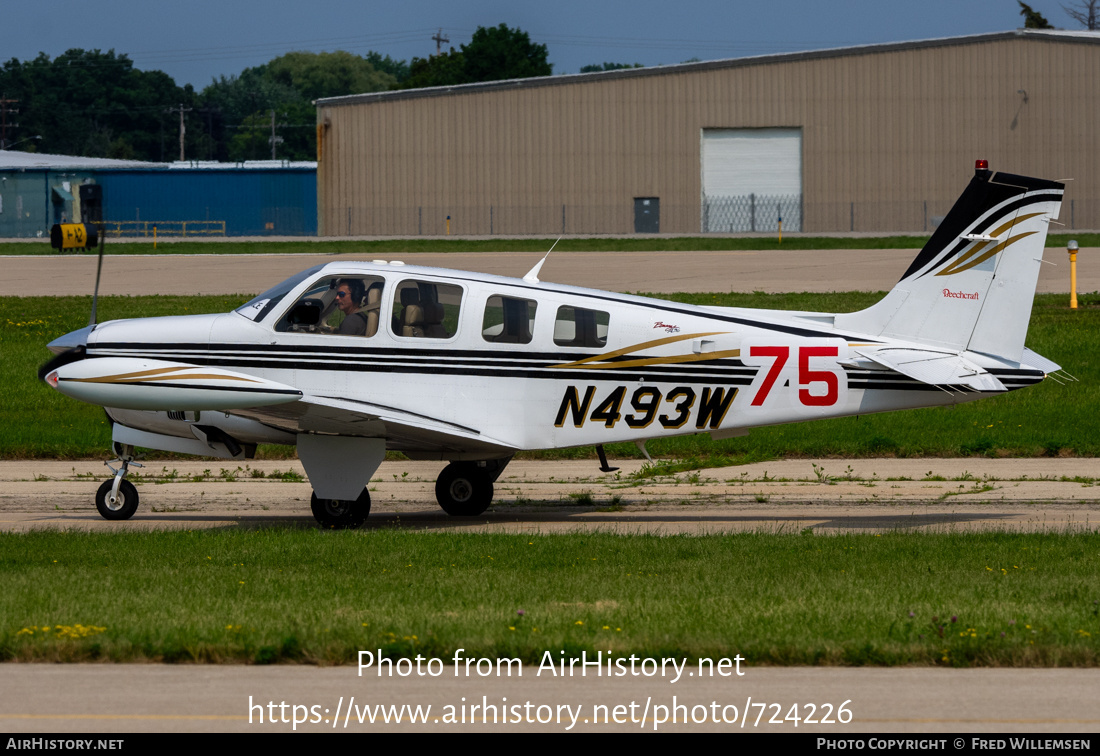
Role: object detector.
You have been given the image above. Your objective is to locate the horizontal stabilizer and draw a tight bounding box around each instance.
[45,357,303,410]
[1020,347,1061,375]
[855,348,1006,392]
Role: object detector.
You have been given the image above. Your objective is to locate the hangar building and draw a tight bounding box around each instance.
[316,29,1100,236]
[0,151,317,238]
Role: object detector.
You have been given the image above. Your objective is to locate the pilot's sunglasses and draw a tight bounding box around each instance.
[335,291,349,298]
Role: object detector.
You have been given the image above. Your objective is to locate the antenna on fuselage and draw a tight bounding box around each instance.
[523,236,561,284]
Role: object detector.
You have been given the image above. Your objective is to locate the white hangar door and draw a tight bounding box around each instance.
[701,128,802,232]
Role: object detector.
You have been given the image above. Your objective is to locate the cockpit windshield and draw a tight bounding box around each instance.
[235,265,327,322]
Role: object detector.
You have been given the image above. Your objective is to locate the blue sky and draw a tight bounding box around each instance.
[1,1,1084,89]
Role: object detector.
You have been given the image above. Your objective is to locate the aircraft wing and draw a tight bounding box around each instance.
[230,394,517,457]
[854,348,1007,393]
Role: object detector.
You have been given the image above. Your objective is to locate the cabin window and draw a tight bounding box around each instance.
[553,305,609,348]
[391,279,463,339]
[482,295,537,344]
[274,275,385,336]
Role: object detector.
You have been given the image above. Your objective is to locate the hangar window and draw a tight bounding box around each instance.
[482,295,537,344]
[274,275,385,336]
[553,306,609,348]
[391,279,464,339]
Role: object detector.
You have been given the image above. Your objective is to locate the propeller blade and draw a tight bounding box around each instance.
[89,231,105,327]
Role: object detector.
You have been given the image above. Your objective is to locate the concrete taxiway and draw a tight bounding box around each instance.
[1,458,1097,534]
[3,245,1095,297]
[2,665,1098,733]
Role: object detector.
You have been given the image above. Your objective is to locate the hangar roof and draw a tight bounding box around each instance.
[0,150,164,170]
[0,152,317,171]
[317,28,1100,108]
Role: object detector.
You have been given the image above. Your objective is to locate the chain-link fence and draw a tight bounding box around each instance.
[330,196,1100,236]
[702,194,802,233]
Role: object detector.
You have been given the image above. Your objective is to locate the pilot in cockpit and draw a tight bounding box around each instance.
[333,279,368,335]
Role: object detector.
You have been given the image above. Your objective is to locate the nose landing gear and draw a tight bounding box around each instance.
[95,443,143,520]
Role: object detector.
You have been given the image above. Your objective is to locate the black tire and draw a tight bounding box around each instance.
[311,488,371,529]
[95,479,139,521]
[435,463,493,516]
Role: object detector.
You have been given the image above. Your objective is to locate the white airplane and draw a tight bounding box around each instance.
[41,161,1067,526]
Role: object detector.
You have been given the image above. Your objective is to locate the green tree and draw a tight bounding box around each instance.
[400,24,551,90]
[256,50,396,100]
[461,24,551,82]
[227,101,317,162]
[0,49,193,160]
[402,49,467,89]
[1019,1,1054,27]
[365,51,410,84]
[201,50,395,160]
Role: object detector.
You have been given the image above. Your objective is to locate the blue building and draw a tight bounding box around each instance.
[0,151,317,238]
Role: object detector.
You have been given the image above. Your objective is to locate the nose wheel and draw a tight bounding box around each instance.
[95,443,142,520]
[95,479,139,520]
[435,462,494,516]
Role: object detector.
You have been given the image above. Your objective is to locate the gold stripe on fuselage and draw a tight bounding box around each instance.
[549,331,734,370]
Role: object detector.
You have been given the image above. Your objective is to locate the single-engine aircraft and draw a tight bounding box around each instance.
[41,162,1068,526]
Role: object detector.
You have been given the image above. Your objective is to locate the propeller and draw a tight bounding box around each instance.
[38,214,106,382]
[89,225,105,327]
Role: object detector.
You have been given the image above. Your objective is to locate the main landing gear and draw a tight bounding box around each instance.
[94,443,143,520]
[311,489,371,529]
[434,458,511,517]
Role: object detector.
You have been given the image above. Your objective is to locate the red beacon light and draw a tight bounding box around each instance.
[975,159,989,171]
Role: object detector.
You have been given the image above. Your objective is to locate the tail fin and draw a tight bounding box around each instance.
[835,164,1064,363]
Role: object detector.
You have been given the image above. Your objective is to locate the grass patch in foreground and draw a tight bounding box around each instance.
[3,529,1098,666]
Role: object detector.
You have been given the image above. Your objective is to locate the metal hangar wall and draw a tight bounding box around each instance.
[316,30,1100,236]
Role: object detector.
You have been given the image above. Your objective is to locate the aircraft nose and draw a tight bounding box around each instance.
[47,325,95,355]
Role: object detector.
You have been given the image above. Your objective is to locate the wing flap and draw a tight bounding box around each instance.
[232,394,517,456]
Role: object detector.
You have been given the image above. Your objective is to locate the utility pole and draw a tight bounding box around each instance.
[0,96,19,150]
[432,28,449,56]
[166,103,192,161]
[269,110,284,159]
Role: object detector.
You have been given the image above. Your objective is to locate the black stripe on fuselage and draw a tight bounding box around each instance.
[911,191,1063,281]
[84,347,1043,393]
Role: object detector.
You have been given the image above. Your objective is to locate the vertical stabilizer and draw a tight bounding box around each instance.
[835,164,1063,363]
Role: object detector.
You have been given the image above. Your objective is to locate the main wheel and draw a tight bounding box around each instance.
[95,479,139,521]
[311,488,371,529]
[435,463,493,516]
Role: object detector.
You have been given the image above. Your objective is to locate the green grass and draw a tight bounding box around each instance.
[2,529,1097,666]
[3,233,1098,257]
[5,292,1099,460]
